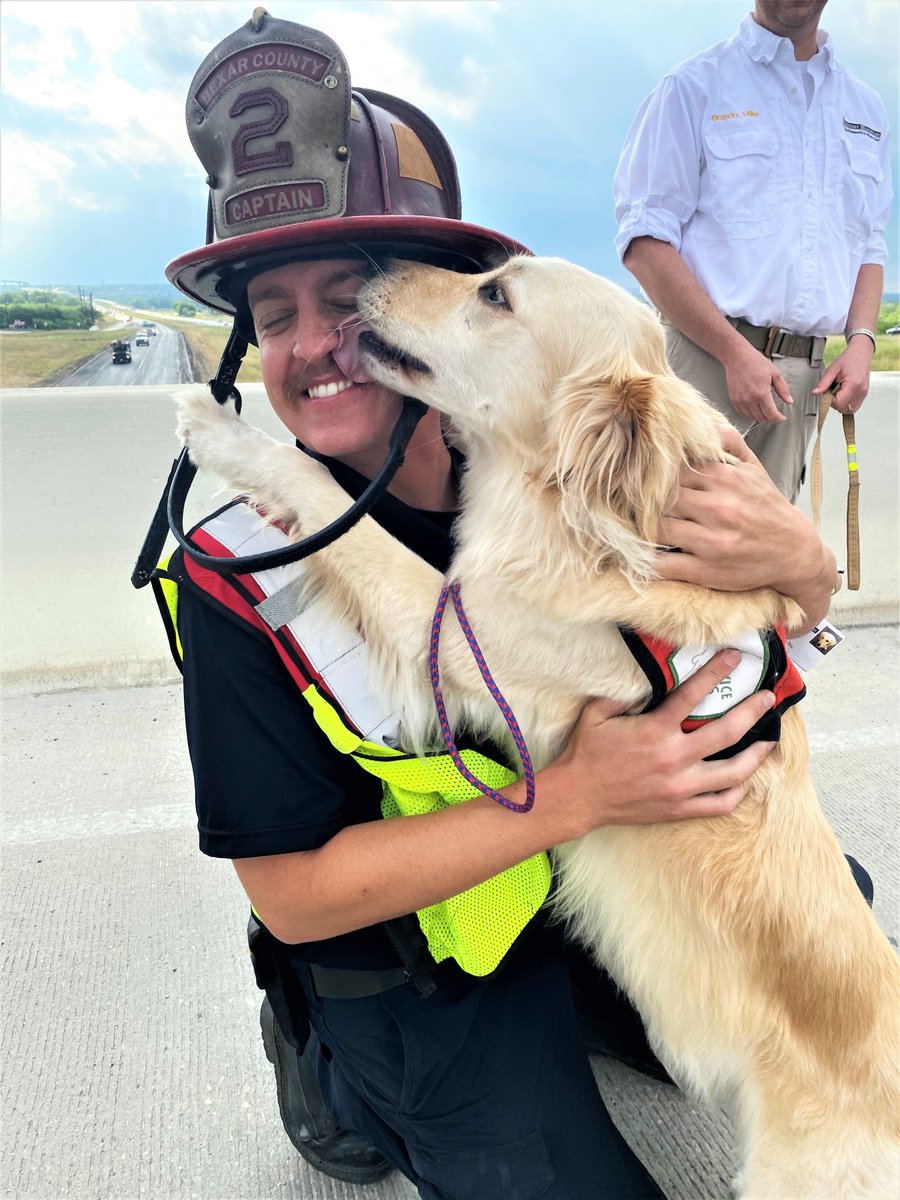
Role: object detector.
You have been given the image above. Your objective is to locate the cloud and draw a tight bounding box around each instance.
[0,0,896,289]
[1,0,197,173]
[0,130,106,223]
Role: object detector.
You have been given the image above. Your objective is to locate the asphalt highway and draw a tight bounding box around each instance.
[60,322,193,388]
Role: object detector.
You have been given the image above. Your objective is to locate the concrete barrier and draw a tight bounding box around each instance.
[2,376,897,694]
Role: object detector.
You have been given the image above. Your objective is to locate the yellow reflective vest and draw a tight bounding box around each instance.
[154,499,551,976]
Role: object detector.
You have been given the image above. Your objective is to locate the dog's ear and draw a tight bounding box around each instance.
[547,370,724,579]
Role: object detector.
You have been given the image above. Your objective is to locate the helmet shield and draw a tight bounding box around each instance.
[168,8,528,313]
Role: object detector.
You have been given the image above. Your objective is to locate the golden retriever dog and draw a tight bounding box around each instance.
[176,256,899,1199]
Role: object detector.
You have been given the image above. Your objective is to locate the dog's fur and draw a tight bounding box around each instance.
[177,256,899,1198]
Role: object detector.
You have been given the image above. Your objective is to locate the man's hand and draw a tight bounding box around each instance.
[813,338,873,415]
[722,340,792,424]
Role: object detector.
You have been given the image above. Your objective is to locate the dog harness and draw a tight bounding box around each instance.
[153,499,551,978]
[619,626,806,757]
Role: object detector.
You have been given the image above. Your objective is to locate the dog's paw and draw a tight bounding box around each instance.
[174,385,277,490]
[175,385,241,455]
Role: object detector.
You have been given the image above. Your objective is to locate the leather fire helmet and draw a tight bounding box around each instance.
[166,7,528,318]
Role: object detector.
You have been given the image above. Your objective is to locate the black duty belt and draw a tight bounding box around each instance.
[309,963,410,1000]
[730,318,826,364]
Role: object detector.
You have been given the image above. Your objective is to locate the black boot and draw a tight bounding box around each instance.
[259,996,393,1185]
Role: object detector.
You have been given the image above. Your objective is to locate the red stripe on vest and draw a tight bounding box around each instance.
[181,527,361,733]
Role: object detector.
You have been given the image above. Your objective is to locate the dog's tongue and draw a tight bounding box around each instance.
[332,318,373,384]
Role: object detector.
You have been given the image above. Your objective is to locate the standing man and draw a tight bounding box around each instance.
[614,0,892,501]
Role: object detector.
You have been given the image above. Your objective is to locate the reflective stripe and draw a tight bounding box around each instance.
[202,506,403,748]
[156,554,183,660]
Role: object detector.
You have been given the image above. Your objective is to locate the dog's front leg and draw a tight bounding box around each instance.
[176,386,448,735]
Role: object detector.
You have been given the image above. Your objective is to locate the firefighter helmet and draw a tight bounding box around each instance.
[166,8,528,315]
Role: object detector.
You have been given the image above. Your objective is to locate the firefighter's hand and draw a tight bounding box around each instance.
[722,340,791,424]
[652,426,833,623]
[553,650,775,833]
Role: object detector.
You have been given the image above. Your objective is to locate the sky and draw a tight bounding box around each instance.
[1,0,898,296]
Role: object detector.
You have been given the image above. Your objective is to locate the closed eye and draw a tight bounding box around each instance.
[326,293,360,315]
[478,280,511,311]
[255,308,294,335]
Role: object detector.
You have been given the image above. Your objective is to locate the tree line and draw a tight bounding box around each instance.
[3,290,202,330]
[2,290,95,331]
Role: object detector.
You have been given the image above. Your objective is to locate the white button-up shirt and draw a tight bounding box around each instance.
[614,15,893,336]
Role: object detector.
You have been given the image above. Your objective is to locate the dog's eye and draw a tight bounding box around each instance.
[478,281,510,311]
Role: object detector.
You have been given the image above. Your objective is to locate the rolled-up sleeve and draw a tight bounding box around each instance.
[614,74,703,261]
[861,120,893,266]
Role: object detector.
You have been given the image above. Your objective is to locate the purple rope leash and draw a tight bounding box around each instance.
[429,580,535,813]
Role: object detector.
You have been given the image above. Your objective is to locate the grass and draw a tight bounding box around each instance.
[0,327,127,388]
[163,318,262,385]
[823,333,899,372]
[0,314,262,389]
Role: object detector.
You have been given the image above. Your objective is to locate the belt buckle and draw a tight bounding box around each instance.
[764,326,786,358]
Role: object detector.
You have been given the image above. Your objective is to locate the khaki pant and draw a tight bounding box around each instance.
[664,323,824,503]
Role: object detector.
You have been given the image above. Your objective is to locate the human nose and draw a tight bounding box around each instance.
[291,318,342,366]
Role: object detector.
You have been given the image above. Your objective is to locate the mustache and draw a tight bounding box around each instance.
[283,374,313,403]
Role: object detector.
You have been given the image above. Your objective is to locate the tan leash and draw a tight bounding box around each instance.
[810,386,860,590]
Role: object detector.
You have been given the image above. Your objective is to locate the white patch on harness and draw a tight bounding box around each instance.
[786,622,846,671]
[671,630,768,721]
[203,504,403,747]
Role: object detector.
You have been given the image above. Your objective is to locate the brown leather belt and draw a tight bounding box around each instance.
[730,318,826,364]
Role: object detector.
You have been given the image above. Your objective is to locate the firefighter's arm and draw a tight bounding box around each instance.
[234,652,775,944]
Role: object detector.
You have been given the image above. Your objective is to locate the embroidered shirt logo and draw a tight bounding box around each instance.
[843,118,882,141]
[711,110,759,121]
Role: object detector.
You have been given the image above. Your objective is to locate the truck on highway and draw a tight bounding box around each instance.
[111,340,132,364]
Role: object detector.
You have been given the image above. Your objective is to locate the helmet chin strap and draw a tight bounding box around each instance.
[131,321,427,587]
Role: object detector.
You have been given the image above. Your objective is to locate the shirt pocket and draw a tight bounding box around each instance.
[830,135,884,252]
[702,128,780,231]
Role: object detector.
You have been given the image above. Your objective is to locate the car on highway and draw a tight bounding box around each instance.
[885,325,900,336]
[135,334,150,347]
[111,340,132,364]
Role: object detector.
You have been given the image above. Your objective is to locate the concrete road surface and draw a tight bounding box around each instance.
[60,324,192,388]
[1,377,898,1200]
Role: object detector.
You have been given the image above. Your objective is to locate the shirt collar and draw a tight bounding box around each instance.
[738,12,836,70]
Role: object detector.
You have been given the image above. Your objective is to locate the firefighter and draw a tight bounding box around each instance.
[147,10,842,1196]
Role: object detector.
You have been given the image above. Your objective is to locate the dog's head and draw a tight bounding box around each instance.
[813,630,838,652]
[359,255,729,579]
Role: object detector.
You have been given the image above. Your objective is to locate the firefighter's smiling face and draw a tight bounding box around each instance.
[248,257,407,478]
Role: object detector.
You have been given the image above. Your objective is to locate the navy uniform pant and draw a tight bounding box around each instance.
[298,946,665,1200]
